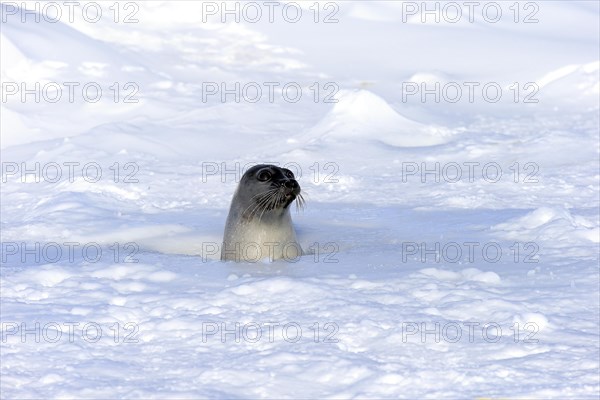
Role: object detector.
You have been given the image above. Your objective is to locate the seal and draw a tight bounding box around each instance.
[221,164,304,262]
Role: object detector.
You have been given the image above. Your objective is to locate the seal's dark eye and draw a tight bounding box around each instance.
[257,170,272,181]
[284,170,294,179]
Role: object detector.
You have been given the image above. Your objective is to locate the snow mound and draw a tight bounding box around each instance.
[537,61,600,107]
[492,207,599,247]
[538,61,599,91]
[306,89,452,147]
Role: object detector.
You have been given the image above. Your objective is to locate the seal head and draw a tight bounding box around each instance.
[221,164,303,262]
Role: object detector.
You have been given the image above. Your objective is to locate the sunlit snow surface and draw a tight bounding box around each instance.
[1,1,599,398]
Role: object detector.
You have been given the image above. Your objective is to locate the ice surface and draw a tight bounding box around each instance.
[1,1,599,399]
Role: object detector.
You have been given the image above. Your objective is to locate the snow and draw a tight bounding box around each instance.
[308,89,452,147]
[1,1,599,399]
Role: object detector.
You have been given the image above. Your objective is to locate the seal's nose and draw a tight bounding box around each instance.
[283,180,298,189]
[281,179,300,196]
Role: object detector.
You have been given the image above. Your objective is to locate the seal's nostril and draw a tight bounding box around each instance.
[283,180,294,189]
